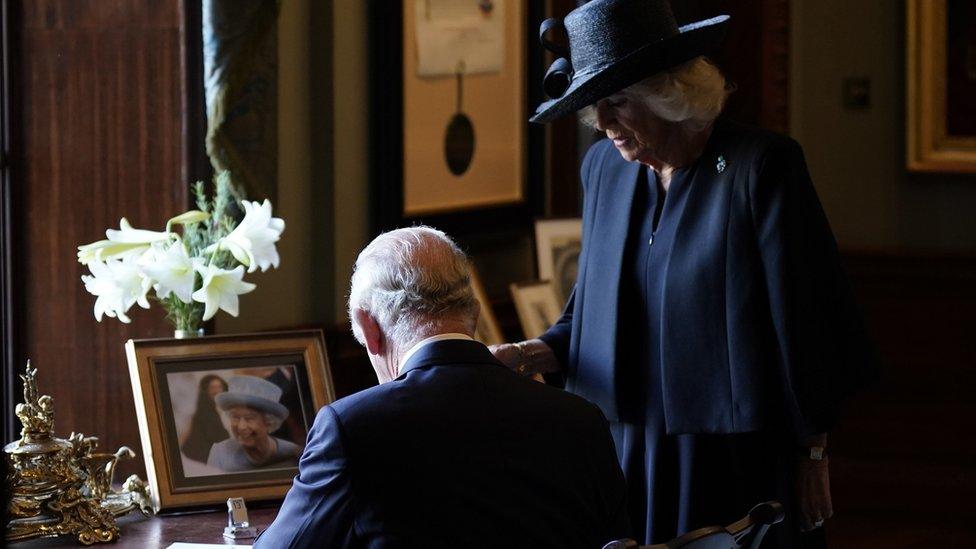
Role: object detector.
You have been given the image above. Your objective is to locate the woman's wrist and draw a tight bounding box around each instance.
[797,433,828,460]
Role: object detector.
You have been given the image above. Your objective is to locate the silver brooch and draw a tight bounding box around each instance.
[716,155,727,173]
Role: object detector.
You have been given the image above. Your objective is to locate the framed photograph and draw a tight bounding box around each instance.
[509,280,563,339]
[370,0,545,234]
[907,0,976,172]
[125,330,334,511]
[534,218,582,305]
[469,267,505,346]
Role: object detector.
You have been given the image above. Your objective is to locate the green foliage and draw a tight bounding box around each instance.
[183,171,239,269]
[161,171,246,331]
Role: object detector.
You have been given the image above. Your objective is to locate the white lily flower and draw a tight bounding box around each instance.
[78,218,173,264]
[78,240,150,265]
[191,264,256,321]
[211,200,285,273]
[106,217,172,244]
[81,256,152,323]
[167,210,210,226]
[139,243,201,303]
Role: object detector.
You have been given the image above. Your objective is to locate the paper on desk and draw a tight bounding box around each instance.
[166,541,250,549]
[414,0,505,76]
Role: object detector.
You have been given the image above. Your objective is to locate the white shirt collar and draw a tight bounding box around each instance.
[399,333,475,372]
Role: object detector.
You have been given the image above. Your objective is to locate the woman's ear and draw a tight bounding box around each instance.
[353,308,385,356]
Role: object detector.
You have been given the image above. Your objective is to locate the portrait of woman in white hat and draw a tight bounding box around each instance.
[207,375,302,472]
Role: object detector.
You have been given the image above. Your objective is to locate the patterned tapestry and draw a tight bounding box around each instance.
[203,0,280,202]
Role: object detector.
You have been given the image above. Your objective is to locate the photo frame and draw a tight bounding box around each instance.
[534,218,582,305]
[469,267,505,346]
[907,0,976,172]
[509,280,563,339]
[402,0,525,216]
[370,0,545,235]
[125,330,334,511]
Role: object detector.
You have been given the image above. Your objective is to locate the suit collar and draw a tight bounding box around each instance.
[397,339,504,378]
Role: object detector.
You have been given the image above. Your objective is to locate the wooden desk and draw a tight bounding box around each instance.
[11,507,280,548]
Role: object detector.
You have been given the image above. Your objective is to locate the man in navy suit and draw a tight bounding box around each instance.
[255,226,629,548]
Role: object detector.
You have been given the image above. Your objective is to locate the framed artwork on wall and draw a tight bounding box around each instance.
[125,330,334,511]
[509,280,562,339]
[370,0,545,235]
[907,0,976,173]
[534,218,582,305]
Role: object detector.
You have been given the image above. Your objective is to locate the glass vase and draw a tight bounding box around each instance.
[173,328,205,339]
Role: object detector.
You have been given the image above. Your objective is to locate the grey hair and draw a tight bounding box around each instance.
[579,56,731,132]
[348,226,479,350]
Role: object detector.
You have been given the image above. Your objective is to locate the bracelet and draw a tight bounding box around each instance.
[513,341,531,376]
[798,446,827,461]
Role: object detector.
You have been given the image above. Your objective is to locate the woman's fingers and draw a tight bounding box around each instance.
[796,456,831,531]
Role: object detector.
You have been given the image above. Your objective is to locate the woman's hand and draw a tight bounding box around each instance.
[795,454,833,531]
[489,343,523,370]
[488,339,560,376]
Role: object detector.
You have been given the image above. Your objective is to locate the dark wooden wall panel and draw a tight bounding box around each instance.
[13,0,188,478]
[828,252,976,546]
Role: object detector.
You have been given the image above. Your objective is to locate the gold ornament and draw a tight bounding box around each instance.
[5,361,153,545]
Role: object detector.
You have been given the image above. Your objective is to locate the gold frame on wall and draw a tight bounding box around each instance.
[125,330,334,511]
[401,0,527,215]
[907,0,976,173]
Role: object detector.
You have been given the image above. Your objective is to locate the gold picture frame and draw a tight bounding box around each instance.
[907,0,976,172]
[401,0,526,215]
[125,330,334,511]
[468,268,505,346]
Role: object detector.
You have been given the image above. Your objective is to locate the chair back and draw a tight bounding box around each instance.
[602,501,785,549]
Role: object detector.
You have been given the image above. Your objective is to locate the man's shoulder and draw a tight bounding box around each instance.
[483,366,612,430]
[326,379,402,420]
[327,366,607,429]
[523,378,610,424]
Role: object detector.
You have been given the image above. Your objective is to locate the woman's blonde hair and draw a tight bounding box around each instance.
[580,56,732,132]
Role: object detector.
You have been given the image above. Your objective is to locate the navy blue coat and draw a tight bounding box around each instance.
[540,119,877,437]
[255,339,630,548]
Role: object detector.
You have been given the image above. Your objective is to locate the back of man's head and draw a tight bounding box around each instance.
[348,226,479,351]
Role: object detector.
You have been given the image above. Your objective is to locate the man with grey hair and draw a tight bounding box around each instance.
[257,226,629,548]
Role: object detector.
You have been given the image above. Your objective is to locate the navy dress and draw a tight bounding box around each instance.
[540,121,877,547]
[612,164,823,547]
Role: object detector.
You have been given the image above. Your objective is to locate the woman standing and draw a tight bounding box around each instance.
[492,1,877,546]
[180,374,229,463]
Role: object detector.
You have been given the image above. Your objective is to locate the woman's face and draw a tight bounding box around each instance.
[227,405,271,449]
[207,378,226,399]
[592,92,674,164]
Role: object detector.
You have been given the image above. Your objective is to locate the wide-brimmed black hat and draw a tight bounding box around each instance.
[530,0,729,124]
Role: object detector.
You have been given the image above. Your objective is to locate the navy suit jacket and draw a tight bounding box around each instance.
[255,339,629,548]
[540,119,878,437]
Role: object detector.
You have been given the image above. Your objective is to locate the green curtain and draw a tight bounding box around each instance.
[203,0,280,202]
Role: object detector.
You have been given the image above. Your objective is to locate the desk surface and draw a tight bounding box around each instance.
[12,507,280,548]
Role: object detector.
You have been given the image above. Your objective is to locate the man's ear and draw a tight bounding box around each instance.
[353,308,385,356]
